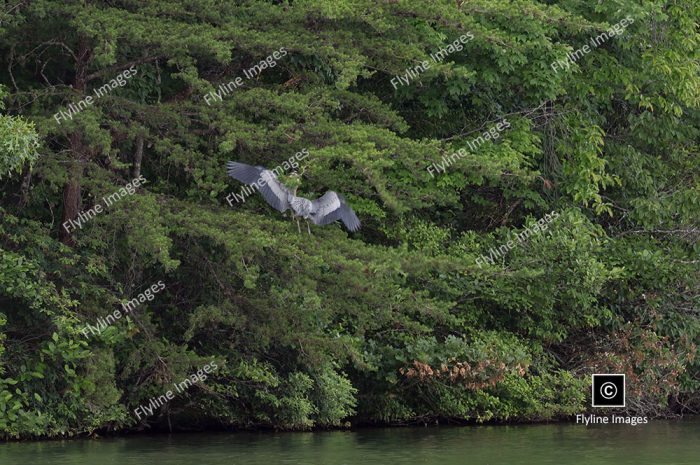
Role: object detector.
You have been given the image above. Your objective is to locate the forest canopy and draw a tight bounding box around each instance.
[0,0,698,438]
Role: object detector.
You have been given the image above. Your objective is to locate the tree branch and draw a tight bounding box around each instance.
[85,55,160,82]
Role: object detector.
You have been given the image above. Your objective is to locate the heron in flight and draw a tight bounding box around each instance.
[226,161,361,234]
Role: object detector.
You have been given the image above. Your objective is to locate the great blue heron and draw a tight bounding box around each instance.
[226,161,361,234]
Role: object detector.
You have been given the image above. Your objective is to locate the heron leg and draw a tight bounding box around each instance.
[306,220,311,235]
[296,217,301,233]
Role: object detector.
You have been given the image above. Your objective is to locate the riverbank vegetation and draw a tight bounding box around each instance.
[0,0,698,439]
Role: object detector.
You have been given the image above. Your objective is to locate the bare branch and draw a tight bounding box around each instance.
[85,55,161,82]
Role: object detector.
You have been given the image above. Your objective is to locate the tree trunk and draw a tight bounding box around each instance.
[59,36,90,246]
[59,160,82,246]
[131,134,144,179]
[17,161,32,208]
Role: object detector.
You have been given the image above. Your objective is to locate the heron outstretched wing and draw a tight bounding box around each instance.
[310,191,361,232]
[226,161,291,212]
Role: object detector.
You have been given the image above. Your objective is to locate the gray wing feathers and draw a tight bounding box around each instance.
[226,161,290,212]
[310,191,361,232]
[310,191,341,219]
[226,161,264,184]
[257,170,291,212]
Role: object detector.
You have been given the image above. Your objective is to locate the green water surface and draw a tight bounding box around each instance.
[1,418,698,465]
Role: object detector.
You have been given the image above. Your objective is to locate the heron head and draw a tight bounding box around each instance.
[291,166,306,178]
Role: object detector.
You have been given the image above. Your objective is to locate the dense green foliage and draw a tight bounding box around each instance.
[0,0,698,438]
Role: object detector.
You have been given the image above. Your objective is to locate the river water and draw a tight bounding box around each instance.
[1,418,698,464]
